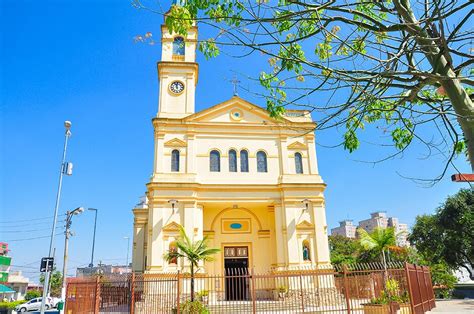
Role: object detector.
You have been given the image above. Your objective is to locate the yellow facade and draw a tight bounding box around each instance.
[132,18,331,276]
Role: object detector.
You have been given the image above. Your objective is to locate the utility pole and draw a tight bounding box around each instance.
[41,121,73,314]
[88,208,98,268]
[60,207,84,314]
[124,236,130,269]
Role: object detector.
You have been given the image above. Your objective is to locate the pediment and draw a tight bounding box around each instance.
[183,96,292,124]
[296,220,314,230]
[162,221,182,232]
[287,141,307,150]
[164,138,187,147]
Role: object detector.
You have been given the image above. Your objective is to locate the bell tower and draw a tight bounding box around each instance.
[157,10,198,118]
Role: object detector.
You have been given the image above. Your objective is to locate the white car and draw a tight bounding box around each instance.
[15,297,53,312]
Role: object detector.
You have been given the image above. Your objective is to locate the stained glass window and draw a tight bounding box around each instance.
[173,37,185,56]
[210,150,221,172]
[229,149,237,172]
[295,152,303,174]
[171,150,180,172]
[240,150,249,172]
[257,151,267,172]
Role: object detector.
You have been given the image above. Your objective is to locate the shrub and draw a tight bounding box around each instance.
[0,300,27,310]
[180,300,209,314]
[25,289,41,301]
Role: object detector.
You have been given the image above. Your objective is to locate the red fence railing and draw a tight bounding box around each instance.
[65,262,436,314]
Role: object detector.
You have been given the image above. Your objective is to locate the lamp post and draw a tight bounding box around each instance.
[124,237,130,270]
[41,121,73,314]
[60,207,84,313]
[88,208,98,268]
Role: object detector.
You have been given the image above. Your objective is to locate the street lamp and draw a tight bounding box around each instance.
[41,121,73,314]
[124,236,130,270]
[88,208,98,268]
[60,207,84,313]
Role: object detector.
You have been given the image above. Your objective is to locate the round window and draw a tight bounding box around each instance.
[230,109,243,121]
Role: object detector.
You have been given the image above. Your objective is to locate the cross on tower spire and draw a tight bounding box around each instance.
[230,76,240,96]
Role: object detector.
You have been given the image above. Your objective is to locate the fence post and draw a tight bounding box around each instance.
[342,265,351,314]
[251,268,257,314]
[299,273,305,312]
[404,263,416,314]
[176,271,181,314]
[130,272,135,314]
[426,266,436,310]
[415,265,425,313]
[94,276,100,314]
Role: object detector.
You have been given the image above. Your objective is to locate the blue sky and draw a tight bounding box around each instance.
[0,0,470,282]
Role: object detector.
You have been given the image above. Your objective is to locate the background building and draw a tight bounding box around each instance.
[330,220,357,238]
[0,243,12,282]
[7,271,29,300]
[331,212,409,247]
[76,264,131,278]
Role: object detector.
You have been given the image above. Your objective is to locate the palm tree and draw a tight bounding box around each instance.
[358,227,397,272]
[164,225,220,301]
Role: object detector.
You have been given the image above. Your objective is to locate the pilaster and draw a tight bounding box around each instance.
[283,204,300,265]
[186,133,196,173]
[148,203,166,270]
[132,221,146,272]
[273,205,287,267]
[154,133,165,173]
[312,201,330,264]
[279,136,289,175]
[306,135,319,174]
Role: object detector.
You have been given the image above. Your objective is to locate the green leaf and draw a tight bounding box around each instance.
[343,130,360,152]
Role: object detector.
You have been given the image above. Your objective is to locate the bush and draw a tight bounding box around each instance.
[25,289,41,301]
[0,300,26,310]
[180,300,209,314]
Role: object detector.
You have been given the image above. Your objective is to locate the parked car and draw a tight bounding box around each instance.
[50,297,61,308]
[15,297,53,312]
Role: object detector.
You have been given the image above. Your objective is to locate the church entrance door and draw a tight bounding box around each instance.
[224,246,249,301]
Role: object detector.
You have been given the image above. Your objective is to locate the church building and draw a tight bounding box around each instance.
[131,13,331,276]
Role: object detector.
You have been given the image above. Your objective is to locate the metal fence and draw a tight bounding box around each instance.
[65,262,435,314]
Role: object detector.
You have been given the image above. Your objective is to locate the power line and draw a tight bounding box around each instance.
[0,214,66,224]
[0,226,63,233]
[4,233,63,242]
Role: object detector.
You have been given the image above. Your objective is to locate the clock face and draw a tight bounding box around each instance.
[169,81,185,94]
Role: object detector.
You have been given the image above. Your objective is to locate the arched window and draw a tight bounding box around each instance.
[257,151,267,172]
[240,150,249,172]
[302,240,311,261]
[229,149,237,172]
[210,150,221,172]
[295,152,303,174]
[171,150,180,172]
[169,241,178,265]
[173,37,185,56]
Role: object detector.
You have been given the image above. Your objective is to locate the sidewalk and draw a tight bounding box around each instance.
[428,299,474,313]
